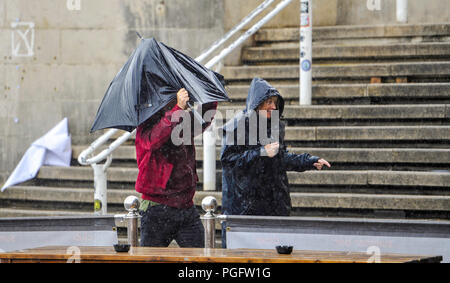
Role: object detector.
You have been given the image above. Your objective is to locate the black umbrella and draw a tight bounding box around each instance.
[90,37,229,133]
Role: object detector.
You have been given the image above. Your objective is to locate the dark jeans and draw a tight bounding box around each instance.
[221,221,227,249]
[140,204,205,248]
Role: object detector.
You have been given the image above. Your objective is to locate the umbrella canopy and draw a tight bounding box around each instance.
[90,37,229,133]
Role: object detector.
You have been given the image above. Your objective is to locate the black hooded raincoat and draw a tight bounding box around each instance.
[220,78,320,216]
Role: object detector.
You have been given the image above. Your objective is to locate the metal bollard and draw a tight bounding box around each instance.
[123,196,141,247]
[201,196,218,249]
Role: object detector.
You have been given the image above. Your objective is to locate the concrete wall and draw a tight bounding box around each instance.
[0,0,224,184]
[224,0,450,28]
[221,0,450,65]
[336,0,450,26]
[221,0,338,65]
[223,0,338,29]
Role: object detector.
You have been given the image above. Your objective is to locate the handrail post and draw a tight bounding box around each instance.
[201,196,218,249]
[78,130,135,215]
[299,0,312,105]
[92,154,112,215]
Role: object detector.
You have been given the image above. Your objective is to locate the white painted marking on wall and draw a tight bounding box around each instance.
[367,0,382,11]
[67,0,82,11]
[11,22,35,57]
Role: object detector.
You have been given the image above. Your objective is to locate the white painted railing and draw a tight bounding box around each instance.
[205,0,293,69]
[196,0,276,64]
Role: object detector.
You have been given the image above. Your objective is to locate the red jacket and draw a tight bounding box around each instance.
[135,102,217,208]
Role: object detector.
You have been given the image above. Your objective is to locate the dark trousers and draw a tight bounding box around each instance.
[140,205,205,248]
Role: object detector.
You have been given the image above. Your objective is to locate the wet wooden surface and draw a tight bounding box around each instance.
[0,246,443,263]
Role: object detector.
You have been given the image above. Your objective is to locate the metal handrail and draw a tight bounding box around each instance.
[77,129,132,166]
[206,0,293,69]
[77,0,291,167]
[195,0,275,63]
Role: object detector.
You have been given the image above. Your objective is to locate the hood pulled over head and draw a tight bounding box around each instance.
[222,77,284,133]
[245,77,284,115]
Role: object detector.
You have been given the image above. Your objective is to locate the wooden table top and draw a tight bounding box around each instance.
[0,246,443,263]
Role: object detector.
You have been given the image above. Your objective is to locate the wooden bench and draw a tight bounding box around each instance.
[0,246,442,263]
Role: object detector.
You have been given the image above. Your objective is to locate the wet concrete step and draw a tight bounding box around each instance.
[243,42,450,64]
[3,186,448,215]
[73,104,450,129]
[224,83,450,104]
[2,186,450,220]
[73,146,450,169]
[187,126,449,145]
[222,62,450,83]
[283,125,450,143]
[219,104,450,122]
[0,186,138,209]
[96,124,450,151]
[195,191,450,213]
[103,125,450,144]
[255,24,450,44]
[28,167,450,189]
[0,208,93,218]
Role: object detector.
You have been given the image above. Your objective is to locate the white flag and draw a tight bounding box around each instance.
[1,118,72,192]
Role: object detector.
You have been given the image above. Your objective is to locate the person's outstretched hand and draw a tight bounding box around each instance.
[313,159,331,170]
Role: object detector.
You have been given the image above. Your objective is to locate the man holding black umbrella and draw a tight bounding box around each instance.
[89,38,229,247]
[136,88,218,248]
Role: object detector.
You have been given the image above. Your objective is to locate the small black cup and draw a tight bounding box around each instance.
[114,244,130,252]
[276,245,293,255]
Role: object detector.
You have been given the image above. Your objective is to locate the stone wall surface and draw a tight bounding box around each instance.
[0,0,224,183]
[224,0,450,28]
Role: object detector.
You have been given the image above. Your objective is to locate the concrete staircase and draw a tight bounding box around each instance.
[1,23,450,221]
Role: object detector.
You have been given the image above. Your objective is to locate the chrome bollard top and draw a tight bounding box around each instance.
[124,196,140,213]
[201,196,217,214]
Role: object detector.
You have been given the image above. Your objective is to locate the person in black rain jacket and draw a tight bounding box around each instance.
[220,77,330,217]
